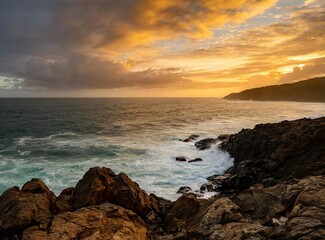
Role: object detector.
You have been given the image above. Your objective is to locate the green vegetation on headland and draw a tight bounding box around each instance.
[224,76,325,102]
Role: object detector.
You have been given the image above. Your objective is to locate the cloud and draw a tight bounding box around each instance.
[21,54,191,89]
[0,0,278,92]
[52,0,278,50]
[278,58,325,83]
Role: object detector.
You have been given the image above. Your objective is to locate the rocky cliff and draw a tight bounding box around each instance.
[0,117,324,240]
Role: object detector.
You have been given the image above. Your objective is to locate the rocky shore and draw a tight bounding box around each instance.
[1,117,324,240]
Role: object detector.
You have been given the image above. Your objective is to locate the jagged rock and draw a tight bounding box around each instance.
[175,156,187,162]
[182,134,200,142]
[163,193,212,232]
[176,186,192,194]
[220,117,325,185]
[188,158,203,163]
[233,184,286,224]
[22,203,147,240]
[195,138,218,150]
[72,167,159,221]
[0,179,55,238]
[278,176,325,239]
[55,187,74,213]
[149,194,172,217]
[72,167,116,208]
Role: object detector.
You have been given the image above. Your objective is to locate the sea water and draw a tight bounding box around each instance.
[0,98,324,200]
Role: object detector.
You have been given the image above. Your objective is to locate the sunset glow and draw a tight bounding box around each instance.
[0,0,324,97]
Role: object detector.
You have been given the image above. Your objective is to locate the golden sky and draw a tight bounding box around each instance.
[0,0,324,97]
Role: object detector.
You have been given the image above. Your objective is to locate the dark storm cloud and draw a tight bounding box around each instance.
[0,0,278,91]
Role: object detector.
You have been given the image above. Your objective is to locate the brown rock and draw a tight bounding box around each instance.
[283,176,325,239]
[55,187,74,213]
[23,203,147,240]
[233,184,286,224]
[163,193,211,232]
[72,167,116,209]
[72,167,159,221]
[0,179,55,237]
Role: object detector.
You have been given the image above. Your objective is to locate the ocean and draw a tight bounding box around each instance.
[0,98,324,200]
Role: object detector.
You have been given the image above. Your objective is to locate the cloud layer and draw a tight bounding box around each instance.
[0,0,324,96]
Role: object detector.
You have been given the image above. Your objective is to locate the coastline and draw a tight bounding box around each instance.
[0,117,324,239]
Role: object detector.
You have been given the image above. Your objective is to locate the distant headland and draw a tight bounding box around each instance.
[224,76,325,102]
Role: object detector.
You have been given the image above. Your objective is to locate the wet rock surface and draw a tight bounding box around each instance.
[188,158,203,163]
[1,117,324,240]
[194,138,218,150]
[175,156,187,162]
[182,134,200,142]
[176,186,192,194]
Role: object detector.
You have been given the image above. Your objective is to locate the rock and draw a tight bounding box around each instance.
[182,134,200,142]
[0,179,55,238]
[200,183,216,192]
[55,187,74,213]
[282,176,325,239]
[113,172,159,221]
[177,186,192,194]
[72,167,159,221]
[163,193,212,232]
[175,156,187,162]
[149,194,172,216]
[72,167,116,209]
[220,117,325,186]
[188,158,203,163]
[233,184,286,224]
[217,134,230,141]
[22,203,147,240]
[195,138,218,150]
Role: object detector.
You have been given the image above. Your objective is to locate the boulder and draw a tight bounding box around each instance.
[72,167,159,221]
[22,203,147,240]
[175,156,187,162]
[0,179,55,237]
[195,138,218,150]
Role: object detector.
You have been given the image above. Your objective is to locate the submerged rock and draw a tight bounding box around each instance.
[195,138,218,150]
[182,134,200,142]
[188,158,203,163]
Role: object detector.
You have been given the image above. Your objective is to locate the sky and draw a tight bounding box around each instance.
[0,0,324,97]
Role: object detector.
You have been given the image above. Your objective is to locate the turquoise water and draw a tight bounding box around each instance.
[0,98,324,200]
